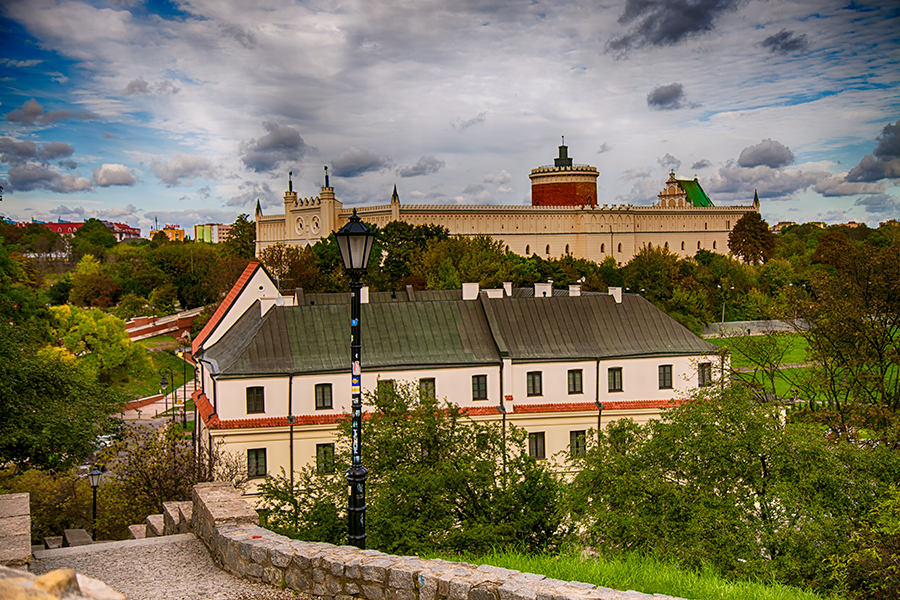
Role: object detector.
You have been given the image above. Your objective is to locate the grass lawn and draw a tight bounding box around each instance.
[433,549,840,600]
[120,336,194,399]
[709,334,810,369]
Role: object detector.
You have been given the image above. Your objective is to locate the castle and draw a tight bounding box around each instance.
[255,143,758,264]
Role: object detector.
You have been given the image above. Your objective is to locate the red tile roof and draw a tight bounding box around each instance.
[192,261,259,354]
[511,399,682,414]
[193,390,349,430]
[192,393,683,431]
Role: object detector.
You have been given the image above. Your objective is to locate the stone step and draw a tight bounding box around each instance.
[63,529,93,547]
[33,533,197,559]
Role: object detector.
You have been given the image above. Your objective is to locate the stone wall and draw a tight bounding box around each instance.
[0,492,31,567]
[191,482,682,600]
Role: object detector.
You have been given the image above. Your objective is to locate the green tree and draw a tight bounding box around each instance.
[71,218,117,260]
[790,241,900,446]
[258,381,561,555]
[412,235,514,289]
[379,221,449,289]
[49,305,152,384]
[221,214,256,259]
[0,324,125,470]
[829,486,900,599]
[729,212,775,265]
[566,385,900,591]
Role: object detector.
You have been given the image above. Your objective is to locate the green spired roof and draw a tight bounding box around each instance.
[676,178,714,207]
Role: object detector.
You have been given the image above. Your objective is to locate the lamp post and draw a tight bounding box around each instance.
[159,366,174,422]
[334,208,376,549]
[88,467,101,539]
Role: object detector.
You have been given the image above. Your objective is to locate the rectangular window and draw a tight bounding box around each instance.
[699,362,712,387]
[315,383,332,410]
[316,443,335,474]
[377,379,395,395]
[246,387,265,414]
[568,369,583,394]
[528,432,546,459]
[472,375,488,400]
[526,371,543,396]
[247,448,266,478]
[608,367,623,393]
[659,365,673,389]
[419,378,436,400]
[570,430,586,456]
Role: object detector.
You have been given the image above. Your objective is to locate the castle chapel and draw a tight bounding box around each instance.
[255,143,759,265]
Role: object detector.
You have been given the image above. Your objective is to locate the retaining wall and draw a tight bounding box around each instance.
[191,482,682,600]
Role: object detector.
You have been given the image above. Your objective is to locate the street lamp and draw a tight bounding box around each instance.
[159,366,174,422]
[88,467,101,539]
[334,208,376,549]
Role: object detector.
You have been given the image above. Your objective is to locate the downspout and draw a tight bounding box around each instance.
[596,358,603,445]
[498,370,507,482]
[288,374,296,529]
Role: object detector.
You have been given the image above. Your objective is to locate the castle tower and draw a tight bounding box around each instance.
[529,139,599,207]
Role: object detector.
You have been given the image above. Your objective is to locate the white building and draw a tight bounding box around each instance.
[192,263,723,496]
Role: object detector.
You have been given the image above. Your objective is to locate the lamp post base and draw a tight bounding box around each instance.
[346,465,368,549]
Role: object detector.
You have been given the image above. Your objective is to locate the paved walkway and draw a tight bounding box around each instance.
[32,534,307,600]
[120,379,200,424]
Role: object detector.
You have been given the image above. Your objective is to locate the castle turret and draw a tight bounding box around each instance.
[529,139,598,207]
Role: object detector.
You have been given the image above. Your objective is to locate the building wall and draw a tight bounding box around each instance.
[199,351,719,495]
[256,185,754,265]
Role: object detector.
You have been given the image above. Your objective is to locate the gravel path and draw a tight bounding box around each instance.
[31,534,308,600]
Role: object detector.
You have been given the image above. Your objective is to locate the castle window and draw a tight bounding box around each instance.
[565,244,569,254]
[727,220,731,229]
[713,241,717,249]
[698,241,701,249]
[601,243,605,253]
[665,241,669,249]
[617,243,622,252]
[705,222,708,230]
[525,245,530,255]
[546,244,550,255]
[681,241,685,250]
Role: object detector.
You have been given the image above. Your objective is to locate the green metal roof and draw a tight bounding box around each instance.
[207,299,500,377]
[479,294,718,361]
[205,293,718,378]
[676,178,714,207]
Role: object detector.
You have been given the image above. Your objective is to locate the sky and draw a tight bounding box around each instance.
[1,0,899,236]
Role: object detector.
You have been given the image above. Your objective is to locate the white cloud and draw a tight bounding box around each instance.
[151,153,216,186]
[93,163,138,186]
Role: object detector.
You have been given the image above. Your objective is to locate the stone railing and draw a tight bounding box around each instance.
[191,482,682,600]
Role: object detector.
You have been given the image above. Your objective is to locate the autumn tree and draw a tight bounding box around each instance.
[69,254,121,308]
[259,243,324,293]
[49,305,152,384]
[729,212,775,265]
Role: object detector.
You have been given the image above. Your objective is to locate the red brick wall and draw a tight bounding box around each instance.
[531,182,597,206]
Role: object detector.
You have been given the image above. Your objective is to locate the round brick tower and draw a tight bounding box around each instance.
[529,140,599,207]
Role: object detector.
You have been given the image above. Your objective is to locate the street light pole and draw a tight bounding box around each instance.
[335,208,376,550]
[88,467,101,539]
[159,366,174,423]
